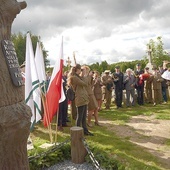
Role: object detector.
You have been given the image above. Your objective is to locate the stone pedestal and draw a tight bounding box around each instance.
[0,101,31,170]
[0,1,32,169]
[145,62,156,72]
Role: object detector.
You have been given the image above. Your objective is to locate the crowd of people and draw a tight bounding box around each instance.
[51,62,170,136]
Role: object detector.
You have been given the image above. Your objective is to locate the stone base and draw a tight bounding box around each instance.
[0,101,31,170]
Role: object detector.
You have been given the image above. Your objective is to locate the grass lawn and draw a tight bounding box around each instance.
[30,102,170,170]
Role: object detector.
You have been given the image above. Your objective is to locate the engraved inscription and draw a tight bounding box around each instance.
[1,40,24,87]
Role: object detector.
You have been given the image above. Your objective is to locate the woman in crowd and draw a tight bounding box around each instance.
[81,65,99,127]
[67,64,93,136]
[93,71,103,112]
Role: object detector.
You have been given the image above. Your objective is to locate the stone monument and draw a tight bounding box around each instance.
[0,0,32,169]
[66,56,71,70]
[145,44,156,71]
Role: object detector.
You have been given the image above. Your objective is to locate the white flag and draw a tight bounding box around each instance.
[35,42,46,84]
[161,70,170,80]
[25,33,42,129]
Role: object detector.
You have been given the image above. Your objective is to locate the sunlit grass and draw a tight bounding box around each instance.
[30,101,170,170]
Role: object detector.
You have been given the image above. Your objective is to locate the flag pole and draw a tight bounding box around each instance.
[54,109,59,145]
[41,93,53,143]
[44,97,53,143]
[40,82,53,144]
[42,36,65,144]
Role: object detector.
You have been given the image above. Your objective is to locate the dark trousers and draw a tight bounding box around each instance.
[136,86,144,105]
[76,105,88,133]
[115,89,123,107]
[162,87,167,102]
[58,99,68,126]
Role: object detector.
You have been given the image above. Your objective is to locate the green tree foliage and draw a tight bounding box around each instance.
[89,62,104,73]
[100,61,109,73]
[146,36,170,66]
[11,32,49,67]
[88,59,146,74]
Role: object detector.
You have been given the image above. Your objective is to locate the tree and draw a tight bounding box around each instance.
[12,32,50,67]
[147,36,170,66]
[90,62,103,73]
[100,60,109,73]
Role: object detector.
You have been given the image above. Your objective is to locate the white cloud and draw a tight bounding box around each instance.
[13,0,170,66]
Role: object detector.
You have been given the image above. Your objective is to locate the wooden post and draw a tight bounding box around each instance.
[70,126,87,164]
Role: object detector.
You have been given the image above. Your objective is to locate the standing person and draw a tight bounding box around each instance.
[123,68,136,107]
[161,78,168,103]
[58,75,69,131]
[101,70,113,109]
[144,67,153,104]
[93,71,103,112]
[152,67,163,106]
[67,67,77,121]
[113,65,124,109]
[134,63,144,105]
[81,65,99,127]
[158,65,168,103]
[67,64,93,136]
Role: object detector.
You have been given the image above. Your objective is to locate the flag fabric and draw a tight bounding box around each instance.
[43,37,65,127]
[25,33,42,129]
[161,70,170,80]
[35,41,47,96]
[35,42,46,85]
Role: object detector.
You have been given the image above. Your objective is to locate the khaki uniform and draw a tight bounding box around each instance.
[71,75,89,107]
[101,74,113,109]
[85,75,98,111]
[151,72,163,104]
[70,74,89,132]
[144,75,153,103]
[93,78,102,100]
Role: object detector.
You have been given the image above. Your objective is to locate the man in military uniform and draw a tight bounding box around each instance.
[144,67,153,103]
[152,67,163,106]
[101,70,113,109]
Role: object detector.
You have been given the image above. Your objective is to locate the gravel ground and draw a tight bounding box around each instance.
[44,160,98,170]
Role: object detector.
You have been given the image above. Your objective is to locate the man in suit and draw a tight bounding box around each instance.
[113,66,124,109]
[134,63,144,105]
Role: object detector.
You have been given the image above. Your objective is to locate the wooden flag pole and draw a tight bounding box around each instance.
[40,83,53,143]
[54,109,59,145]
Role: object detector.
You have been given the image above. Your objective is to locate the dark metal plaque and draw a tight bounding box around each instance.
[1,40,24,87]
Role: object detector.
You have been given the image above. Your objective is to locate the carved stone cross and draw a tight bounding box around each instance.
[147,44,152,64]
[66,56,71,69]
